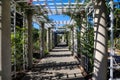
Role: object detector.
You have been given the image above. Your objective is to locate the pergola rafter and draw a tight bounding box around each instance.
[33,0,84,15]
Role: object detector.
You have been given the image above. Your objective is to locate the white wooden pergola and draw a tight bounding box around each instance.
[31,0,85,29]
[1,0,120,80]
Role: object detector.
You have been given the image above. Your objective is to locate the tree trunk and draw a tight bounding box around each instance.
[92,0,108,80]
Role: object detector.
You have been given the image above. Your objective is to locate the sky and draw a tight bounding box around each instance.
[32,0,120,29]
[32,14,71,29]
[32,22,40,29]
[49,14,70,29]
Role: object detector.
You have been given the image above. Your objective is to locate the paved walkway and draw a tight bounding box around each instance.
[22,44,84,80]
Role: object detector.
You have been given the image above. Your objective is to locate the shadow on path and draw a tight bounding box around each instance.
[22,43,85,80]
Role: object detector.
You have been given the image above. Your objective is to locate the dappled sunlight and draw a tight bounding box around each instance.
[22,44,84,80]
[1,0,120,80]
[93,0,108,80]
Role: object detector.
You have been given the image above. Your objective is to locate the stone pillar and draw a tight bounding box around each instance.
[71,27,74,55]
[54,33,57,46]
[39,26,42,58]
[46,28,49,52]
[68,31,71,50]
[48,28,51,51]
[74,27,77,56]
[46,28,48,52]
[93,0,108,80]
[50,30,53,50]
[70,30,72,51]
[0,0,11,80]
[66,32,69,46]
[41,23,45,57]
[27,10,33,69]
[52,31,55,49]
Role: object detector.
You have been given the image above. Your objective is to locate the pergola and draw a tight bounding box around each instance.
[32,0,84,14]
[1,0,120,80]
[32,0,86,29]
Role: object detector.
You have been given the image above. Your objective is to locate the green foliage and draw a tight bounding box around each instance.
[84,0,91,3]
[65,12,82,26]
[25,9,34,15]
[11,26,26,71]
[81,26,94,72]
[114,9,120,49]
[86,28,94,69]
[32,28,39,42]
[77,27,81,55]
[67,31,72,50]
[32,28,40,52]
[33,40,40,50]
[44,50,49,55]
[86,27,94,72]
[114,9,120,36]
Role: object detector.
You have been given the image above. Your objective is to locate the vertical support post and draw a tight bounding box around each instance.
[72,26,74,55]
[0,0,11,80]
[50,30,53,50]
[24,15,29,69]
[27,9,33,69]
[39,25,42,58]
[74,27,77,56]
[76,26,81,56]
[70,29,72,51]
[109,0,114,80]
[66,32,68,46]
[41,22,45,57]
[46,28,50,52]
[49,29,52,50]
[52,31,55,48]
[48,28,51,51]
[12,1,16,77]
[54,33,57,46]
[86,8,89,72]
[68,31,71,50]
[22,12,25,71]
[93,0,108,80]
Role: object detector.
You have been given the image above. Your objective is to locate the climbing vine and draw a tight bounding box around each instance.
[11,26,27,71]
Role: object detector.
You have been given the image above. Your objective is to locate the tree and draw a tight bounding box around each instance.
[92,0,108,80]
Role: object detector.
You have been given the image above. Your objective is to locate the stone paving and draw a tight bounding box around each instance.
[22,44,84,80]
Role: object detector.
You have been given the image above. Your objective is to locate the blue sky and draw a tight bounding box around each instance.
[114,0,120,2]
[32,0,120,29]
[49,15,70,29]
[32,22,40,29]
[49,14,70,21]
[32,0,84,29]
[32,15,71,29]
